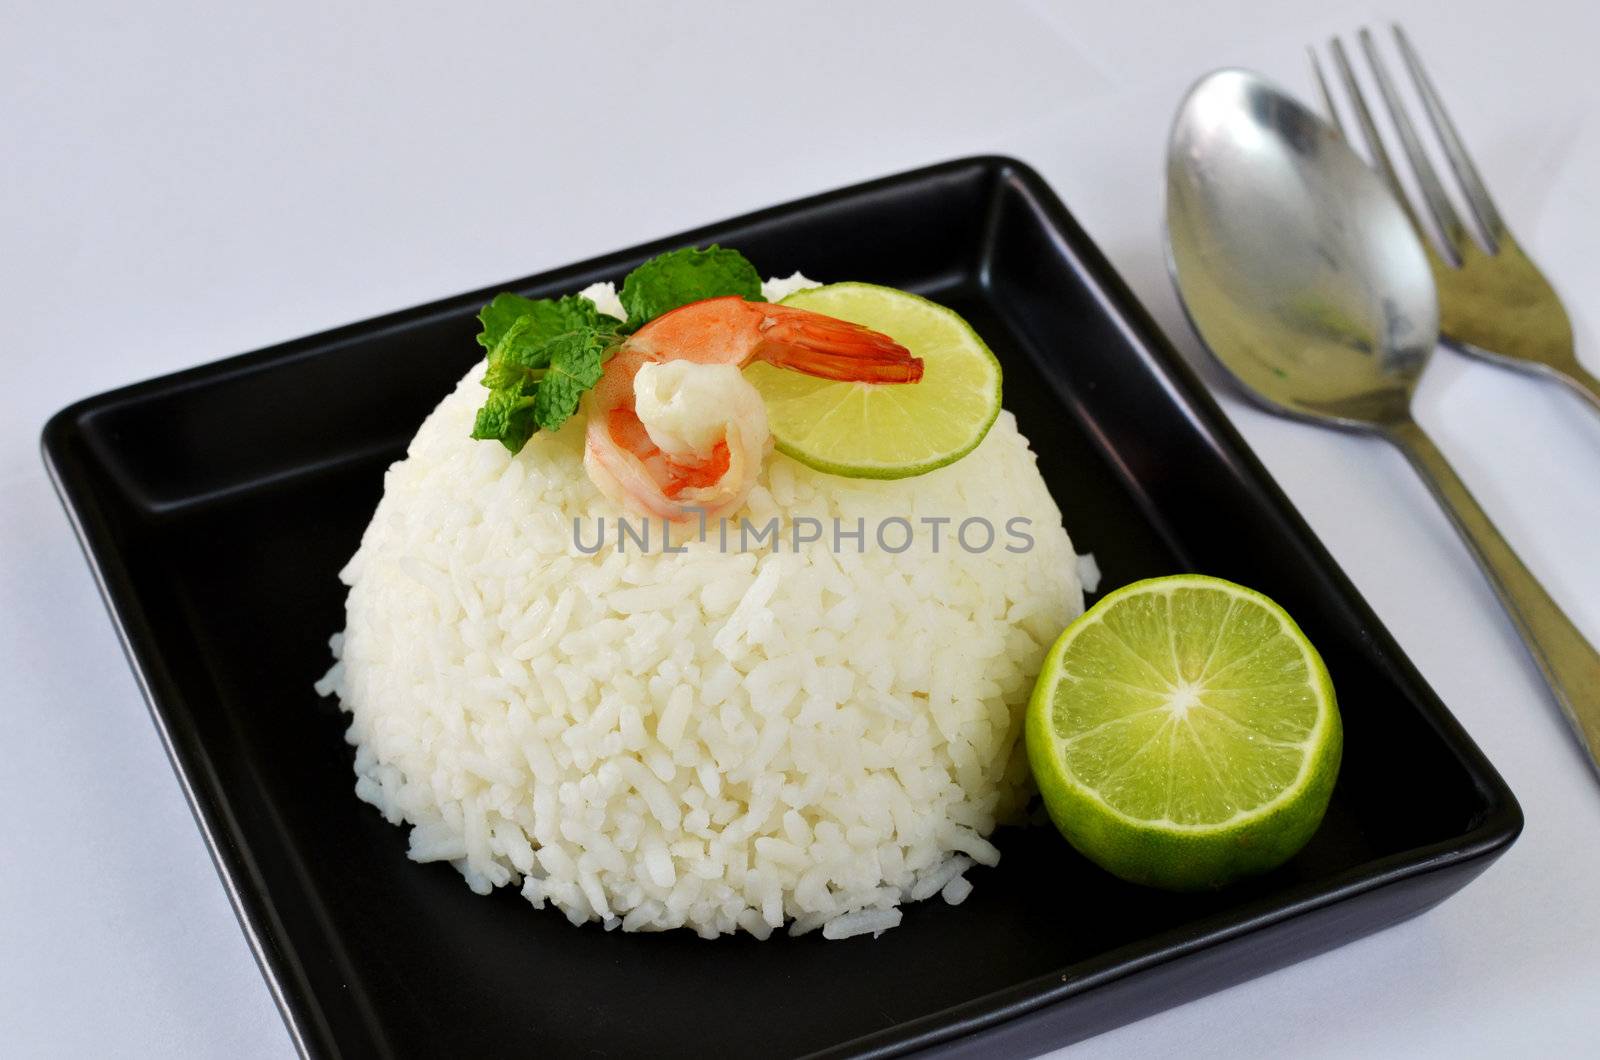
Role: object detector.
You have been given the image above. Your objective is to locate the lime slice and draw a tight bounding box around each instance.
[1025,575,1342,890]
[744,283,1002,478]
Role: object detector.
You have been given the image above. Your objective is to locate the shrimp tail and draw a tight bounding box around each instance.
[586,295,922,522]
[753,303,925,383]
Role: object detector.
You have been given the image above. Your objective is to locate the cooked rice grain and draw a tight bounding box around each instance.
[320,344,1081,939]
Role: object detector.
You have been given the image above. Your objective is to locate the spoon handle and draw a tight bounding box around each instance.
[1385,418,1600,776]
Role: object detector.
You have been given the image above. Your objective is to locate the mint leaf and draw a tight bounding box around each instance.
[531,330,608,431]
[481,314,555,389]
[471,297,619,451]
[477,292,620,351]
[477,293,539,350]
[472,289,625,450]
[619,245,764,329]
[470,385,538,453]
[468,247,761,455]
[484,313,615,388]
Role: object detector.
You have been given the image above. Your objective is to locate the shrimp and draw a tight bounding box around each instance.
[583,296,922,522]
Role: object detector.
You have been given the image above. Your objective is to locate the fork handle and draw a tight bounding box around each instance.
[1385,418,1600,777]
[1558,362,1600,415]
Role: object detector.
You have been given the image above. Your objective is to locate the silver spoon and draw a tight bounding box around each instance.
[1165,68,1600,778]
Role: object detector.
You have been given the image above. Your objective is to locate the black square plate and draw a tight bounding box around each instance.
[44,157,1520,1058]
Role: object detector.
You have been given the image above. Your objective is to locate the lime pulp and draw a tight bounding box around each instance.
[1025,574,1342,890]
[743,282,1003,479]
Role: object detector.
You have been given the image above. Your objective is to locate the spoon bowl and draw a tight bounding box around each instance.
[1166,68,1436,429]
[1164,68,1600,781]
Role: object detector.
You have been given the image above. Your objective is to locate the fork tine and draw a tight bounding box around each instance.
[1308,48,1347,138]
[1326,36,1424,234]
[1357,26,1469,262]
[1393,23,1506,246]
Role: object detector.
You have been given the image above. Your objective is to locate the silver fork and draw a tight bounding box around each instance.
[1311,24,1600,410]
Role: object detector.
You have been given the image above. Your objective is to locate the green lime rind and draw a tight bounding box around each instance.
[1025,574,1342,891]
[743,282,1003,479]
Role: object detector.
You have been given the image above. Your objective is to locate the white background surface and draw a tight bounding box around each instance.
[4,1,1598,1056]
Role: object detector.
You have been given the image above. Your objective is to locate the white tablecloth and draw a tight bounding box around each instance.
[4,1,1597,1055]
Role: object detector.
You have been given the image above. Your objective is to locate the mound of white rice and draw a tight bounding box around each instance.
[317,280,1083,939]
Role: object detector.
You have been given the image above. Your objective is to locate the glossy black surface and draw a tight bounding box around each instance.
[44,157,1520,1059]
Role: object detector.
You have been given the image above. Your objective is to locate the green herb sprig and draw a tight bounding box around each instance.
[470,245,765,452]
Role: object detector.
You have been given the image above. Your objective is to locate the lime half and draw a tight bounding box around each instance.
[1025,575,1342,890]
[744,283,1002,478]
